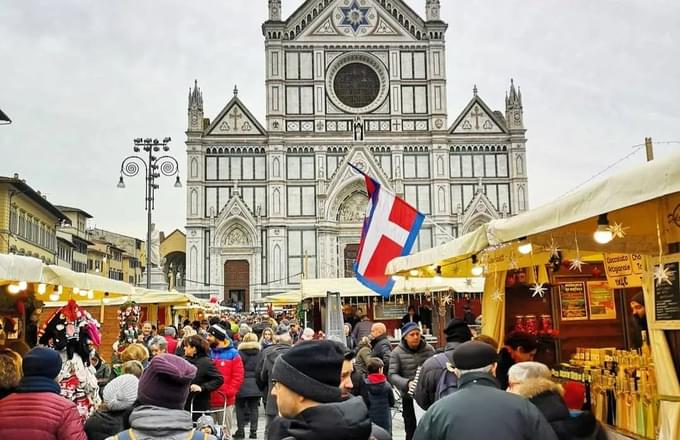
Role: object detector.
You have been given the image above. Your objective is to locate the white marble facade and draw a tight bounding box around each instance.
[185,0,529,302]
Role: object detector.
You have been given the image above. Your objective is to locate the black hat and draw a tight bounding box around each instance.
[444,319,473,343]
[208,324,228,341]
[272,340,343,403]
[452,341,498,370]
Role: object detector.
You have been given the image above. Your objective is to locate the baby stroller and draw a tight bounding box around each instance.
[196,414,224,440]
[191,391,229,440]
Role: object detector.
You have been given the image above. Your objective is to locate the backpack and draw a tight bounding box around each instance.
[434,353,459,400]
[114,428,207,440]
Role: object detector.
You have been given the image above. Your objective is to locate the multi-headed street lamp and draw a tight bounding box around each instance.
[117,137,181,288]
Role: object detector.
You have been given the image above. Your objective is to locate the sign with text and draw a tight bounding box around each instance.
[604,253,644,289]
[654,261,680,322]
[587,281,617,320]
[558,282,588,321]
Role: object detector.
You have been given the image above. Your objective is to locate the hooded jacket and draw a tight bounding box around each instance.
[185,352,225,415]
[267,396,373,440]
[414,341,462,410]
[414,372,558,440]
[388,338,435,394]
[105,405,217,440]
[256,342,292,417]
[210,341,244,407]
[84,409,129,440]
[516,378,608,440]
[237,341,263,399]
[361,373,395,434]
[0,376,87,440]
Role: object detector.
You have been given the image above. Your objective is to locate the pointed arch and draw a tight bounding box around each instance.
[190,189,198,216]
[273,244,282,283]
[518,185,526,211]
[273,157,281,178]
[516,154,524,176]
[273,188,281,214]
[436,156,444,176]
[190,158,198,178]
[189,246,198,281]
[437,186,446,213]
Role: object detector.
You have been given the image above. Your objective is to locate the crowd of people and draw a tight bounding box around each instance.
[0,308,609,440]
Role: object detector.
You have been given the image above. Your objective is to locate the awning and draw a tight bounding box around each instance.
[0,254,45,284]
[42,265,135,299]
[262,291,302,305]
[301,277,484,299]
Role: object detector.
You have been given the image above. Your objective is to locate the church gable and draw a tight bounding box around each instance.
[326,145,391,192]
[288,0,425,42]
[449,93,508,135]
[214,192,258,248]
[206,96,266,137]
[460,188,500,233]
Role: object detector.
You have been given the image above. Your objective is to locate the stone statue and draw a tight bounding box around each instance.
[149,223,161,267]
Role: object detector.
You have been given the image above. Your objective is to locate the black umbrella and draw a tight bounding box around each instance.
[0,108,11,124]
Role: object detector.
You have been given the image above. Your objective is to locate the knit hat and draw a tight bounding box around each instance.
[239,323,252,337]
[23,347,62,379]
[137,353,197,409]
[272,340,343,403]
[444,319,473,343]
[208,324,228,341]
[452,341,499,370]
[103,374,139,411]
[562,380,586,410]
[401,322,421,339]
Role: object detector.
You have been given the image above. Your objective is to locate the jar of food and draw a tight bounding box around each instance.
[540,314,553,333]
[514,315,525,332]
[524,315,538,335]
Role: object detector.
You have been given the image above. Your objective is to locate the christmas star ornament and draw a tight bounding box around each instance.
[569,258,584,272]
[444,295,453,305]
[465,278,473,288]
[530,283,548,298]
[491,290,504,302]
[654,264,674,286]
[547,238,561,258]
[608,222,629,240]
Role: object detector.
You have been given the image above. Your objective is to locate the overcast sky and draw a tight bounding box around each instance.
[1,0,679,240]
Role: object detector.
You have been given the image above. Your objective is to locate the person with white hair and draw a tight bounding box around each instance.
[147,335,168,358]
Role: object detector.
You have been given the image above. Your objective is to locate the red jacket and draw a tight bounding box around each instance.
[164,335,178,354]
[0,391,87,440]
[210,343,244,407]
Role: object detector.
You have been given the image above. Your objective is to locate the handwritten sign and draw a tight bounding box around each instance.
[604,253,644,289]
[654,262,680,322]
[374,302,409,320]
[558,282,588,321]
[587,281,617,320]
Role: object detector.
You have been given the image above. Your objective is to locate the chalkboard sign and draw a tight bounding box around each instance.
[374,302,409,320]
[654,262,680,321]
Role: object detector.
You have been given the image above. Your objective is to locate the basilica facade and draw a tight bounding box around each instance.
[185,0,529,305]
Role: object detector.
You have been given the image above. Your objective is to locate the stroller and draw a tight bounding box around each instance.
[190,391,229,440]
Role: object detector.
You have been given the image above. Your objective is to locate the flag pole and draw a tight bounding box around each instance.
[424,215,456,240]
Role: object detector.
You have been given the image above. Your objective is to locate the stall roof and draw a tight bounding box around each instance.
[262,291,302,304]
[301,277,484,299]
[0,254,44,284]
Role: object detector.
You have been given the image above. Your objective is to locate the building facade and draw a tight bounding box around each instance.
[87,228,144,285]
[56,206,94,273]
[185,0,529,305]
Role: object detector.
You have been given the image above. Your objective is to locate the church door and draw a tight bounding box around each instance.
[224,260,250,312]
[344,244,359,278]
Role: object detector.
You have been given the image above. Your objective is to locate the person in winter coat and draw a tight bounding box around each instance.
[91,351,112,391]
[260,327,274,349]
[267,340,374,440]
[414,319,472,411]
[508,362,608,440]
[354,336,373,377]
[0,347,87,440]
[361,357,395,434]
[414,341,557,440]
[106,354,217,440]
[183,335,225,420]
[352,312,374,342]
[496,331,538,390]
[369,323,392,373]
[344,323,355,350]
[255,330,293,438]
[388,322,435,440]
[163,326,179,355]
[0,347,22,400]
[235,333,263,439]
[208,324,245,439]
[84,374,139,440]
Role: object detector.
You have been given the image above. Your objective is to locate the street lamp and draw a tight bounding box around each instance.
[117,137,181,288]
[0,108,11,125]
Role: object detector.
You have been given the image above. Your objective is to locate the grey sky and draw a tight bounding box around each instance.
[1,0,678,240]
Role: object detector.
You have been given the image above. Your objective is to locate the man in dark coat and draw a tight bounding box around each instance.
[388,322,435,440]
[414,319,472,410]
[414,341,557,440]
[256,330,293,439]
[369,323,392,373]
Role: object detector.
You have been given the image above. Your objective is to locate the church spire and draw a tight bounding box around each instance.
[506,78,521,109]
[269,0,282,21]
[189,79,203,111]
[505,78,524,130]
[426,0,441,21]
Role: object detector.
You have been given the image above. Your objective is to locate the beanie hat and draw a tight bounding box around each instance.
[444,319,473,343]
[208,324,228,341]
[137,353,197,409]
[103,374,139,411]
[272,340,343,403]
[631,291,645,306]
[23,347,62,379]
[401,322,421,339]
[452,341,499,370]
[239,323,251,337]
[562,380,586,410]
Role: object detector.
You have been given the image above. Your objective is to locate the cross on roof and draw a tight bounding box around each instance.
[470,106,484,129]
[230,108,243,130]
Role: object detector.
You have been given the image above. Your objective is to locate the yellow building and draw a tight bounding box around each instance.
[0,175,67,263]
[88,228,144,285]
[87,239,124,280]
[161,229,186,290]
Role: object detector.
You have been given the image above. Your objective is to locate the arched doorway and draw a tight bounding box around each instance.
[224,260,250,312]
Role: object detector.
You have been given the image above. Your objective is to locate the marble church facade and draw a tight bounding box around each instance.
[185,0,529,305]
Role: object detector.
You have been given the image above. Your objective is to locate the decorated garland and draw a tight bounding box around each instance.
[117,300,141,351]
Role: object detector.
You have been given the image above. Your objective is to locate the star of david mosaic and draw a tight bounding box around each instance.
[340,0,370,33]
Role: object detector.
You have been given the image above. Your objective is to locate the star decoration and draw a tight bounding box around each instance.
[547,238,561,258]
[654,264,675,286]
[465,278,473,288]
[569,257,585,272]
[491,290,504,302]
[530,283,548,298]
[443,295,453,305]
[608,222,630,239]
[509,252,519,270]
[339,0,370,33]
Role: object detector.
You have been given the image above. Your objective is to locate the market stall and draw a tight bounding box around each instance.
[387,152,680,439]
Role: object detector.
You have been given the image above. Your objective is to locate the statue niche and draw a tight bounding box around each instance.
[337,191,369,223]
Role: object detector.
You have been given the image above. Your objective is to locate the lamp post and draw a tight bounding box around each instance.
[117,137,181,288]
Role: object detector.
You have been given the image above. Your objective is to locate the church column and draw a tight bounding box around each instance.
[505,80,528,214]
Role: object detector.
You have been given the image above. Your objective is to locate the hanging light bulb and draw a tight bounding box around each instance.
[73,287,80,294]
[593,213,613,244]
[18,281,27,291]
[518,237,533,255]
[7,284,20,294]
[471,255,484,277]
[409,269,419,277]
[57,285,63,294]
[87,290,95,299]
[49,293,59,301]
[37,283,47,295]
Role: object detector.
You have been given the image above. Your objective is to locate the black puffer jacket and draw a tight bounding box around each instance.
[84,409,129,440]
[370,334,392,373]
[388,338,434,394]
[184,353,224,416]
[256,343,292,417]
[517,378,608,440]
[414,341,462,410]
[361,374,395,434]
[267,396,373,440]
[237,342,263,399]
